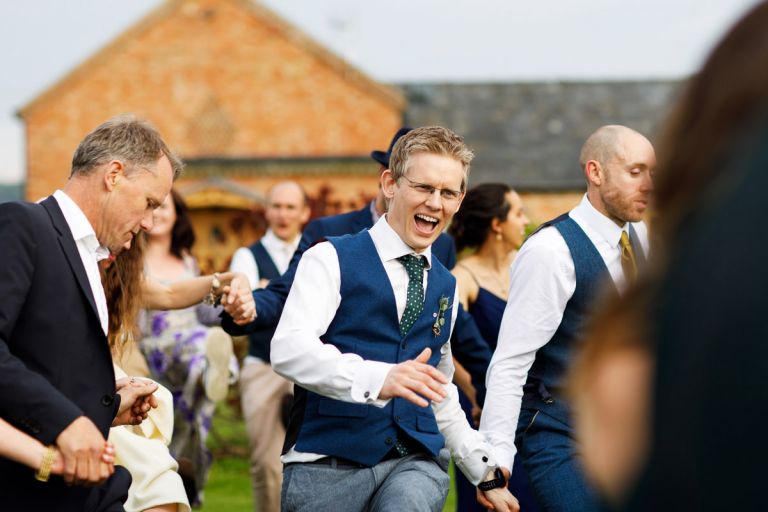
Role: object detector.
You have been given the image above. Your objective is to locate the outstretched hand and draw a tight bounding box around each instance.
[113,377,159,426]
[379,348,448,407]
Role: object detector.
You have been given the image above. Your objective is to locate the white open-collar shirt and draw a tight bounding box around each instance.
[479,194,649,471]
[229,229,301,289]
[53,190,111,335]
[271,214,498,484]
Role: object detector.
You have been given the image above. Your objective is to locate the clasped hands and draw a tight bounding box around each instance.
[53,376,158,486]
[220,273,256,325]
[114,375,159,426]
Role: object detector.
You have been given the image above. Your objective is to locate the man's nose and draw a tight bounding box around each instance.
[140,211,154,231]
[641,171,654,193]
[425,189,442,209]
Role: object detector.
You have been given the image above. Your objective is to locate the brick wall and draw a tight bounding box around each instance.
[21,0,402,201]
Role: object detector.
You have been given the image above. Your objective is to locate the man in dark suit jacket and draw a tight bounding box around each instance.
[0,115,181,511]
[223,127,492,404]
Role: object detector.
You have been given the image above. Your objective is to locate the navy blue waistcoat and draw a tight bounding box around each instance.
[520,214,614,426]
[246,241,282,362]
[289,231,456,466]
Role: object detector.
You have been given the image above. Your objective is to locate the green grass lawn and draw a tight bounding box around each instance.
[201,400,458,511]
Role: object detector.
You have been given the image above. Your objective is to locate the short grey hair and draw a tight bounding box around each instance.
[70,114,183,179]
[389,126,474,191]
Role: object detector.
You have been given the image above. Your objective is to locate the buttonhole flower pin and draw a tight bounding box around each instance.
[432,295,451,336]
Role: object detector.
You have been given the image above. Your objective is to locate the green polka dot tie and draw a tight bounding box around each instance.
[397,254,426,337]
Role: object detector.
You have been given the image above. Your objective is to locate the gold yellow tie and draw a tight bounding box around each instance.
[619,231,638,283]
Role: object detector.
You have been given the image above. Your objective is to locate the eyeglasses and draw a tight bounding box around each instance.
[399,175,464,203]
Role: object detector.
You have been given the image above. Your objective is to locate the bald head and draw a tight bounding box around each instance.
[266,180,310,242]
[268,181,307,205]
[581,125,655,226]
[580,125,650,172]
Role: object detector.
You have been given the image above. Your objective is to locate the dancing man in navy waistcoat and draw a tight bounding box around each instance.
[480,125,655,511]
[271,126,518,511]
[222,127,493,409]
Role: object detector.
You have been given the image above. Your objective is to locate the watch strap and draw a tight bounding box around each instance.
[477,467,505,491]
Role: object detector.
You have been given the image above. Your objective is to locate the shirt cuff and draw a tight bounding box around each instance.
[350,361,393,407]
[453,443,498,486]
[484,432,516,473]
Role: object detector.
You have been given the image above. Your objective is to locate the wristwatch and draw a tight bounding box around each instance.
[477,467,505,491]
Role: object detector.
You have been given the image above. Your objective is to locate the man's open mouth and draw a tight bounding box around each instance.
[414,213,439,234]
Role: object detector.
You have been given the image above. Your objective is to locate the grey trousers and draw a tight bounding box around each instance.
[281,453,450,512]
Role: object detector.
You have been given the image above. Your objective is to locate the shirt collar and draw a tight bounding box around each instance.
[262,228,301,252]
[369,214,432,269]
[53,190,111,261]
[573,194,629,247]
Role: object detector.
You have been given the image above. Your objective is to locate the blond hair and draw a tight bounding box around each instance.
[389,126,474,191]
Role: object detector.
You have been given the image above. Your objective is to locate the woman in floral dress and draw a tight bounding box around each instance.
[139,189,237,507]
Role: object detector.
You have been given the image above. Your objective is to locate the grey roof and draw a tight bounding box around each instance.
[0,183,23,203]
[400,81,680,191]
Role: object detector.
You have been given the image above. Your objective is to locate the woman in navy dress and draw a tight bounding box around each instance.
[449,183,540,512]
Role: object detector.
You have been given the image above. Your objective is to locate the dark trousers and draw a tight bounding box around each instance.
[517,408,600,512]
[86,466,132,512]
[0,463,130,512]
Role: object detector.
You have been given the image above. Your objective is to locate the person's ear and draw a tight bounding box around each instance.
[452,191,465,214]
[104,160,125,191]
[585,160,603,187]
[381,169,397,201]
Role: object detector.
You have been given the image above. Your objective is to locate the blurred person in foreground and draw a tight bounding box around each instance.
[271,127,518,511]
[480,125,654,511]
[230,181,310,512]
[571,2,768,510]
[448,183,539,512]
[0,115,178,511]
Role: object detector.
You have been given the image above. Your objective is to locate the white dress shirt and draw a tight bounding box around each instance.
[53,190,111,335]
[229,229,300,289]
[272,215,497,484]
[479,194,649,472]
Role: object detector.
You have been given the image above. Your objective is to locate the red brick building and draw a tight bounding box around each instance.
[19,0,404,270]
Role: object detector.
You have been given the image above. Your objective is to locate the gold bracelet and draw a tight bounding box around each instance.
[34,445,56,482]
[203,272,222,306]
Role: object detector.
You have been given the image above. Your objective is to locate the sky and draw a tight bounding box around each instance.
[0,0,761,184]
